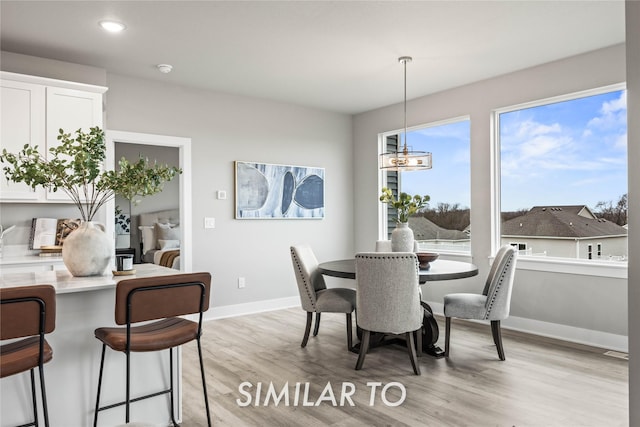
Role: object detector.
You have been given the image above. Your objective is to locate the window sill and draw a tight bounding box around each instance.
[508,255,627,279]
[435,251,627,279]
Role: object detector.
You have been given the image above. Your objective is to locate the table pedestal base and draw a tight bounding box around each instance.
[351,301,445,358]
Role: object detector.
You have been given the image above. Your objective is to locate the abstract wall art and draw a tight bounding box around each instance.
[235,161,325,219]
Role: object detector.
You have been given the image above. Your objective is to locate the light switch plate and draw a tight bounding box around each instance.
[217,190,227,200]
[204,217,215,228]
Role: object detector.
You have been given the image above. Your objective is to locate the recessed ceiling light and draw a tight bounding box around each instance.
[99,20,126,33]
[157,64,173,74]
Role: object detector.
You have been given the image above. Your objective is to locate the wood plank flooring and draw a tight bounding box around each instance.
[180,308,628,426]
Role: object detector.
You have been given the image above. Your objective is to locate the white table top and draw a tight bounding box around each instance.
[0,263,182,294]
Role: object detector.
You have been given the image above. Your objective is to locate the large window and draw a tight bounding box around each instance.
[498,86,627,262]
[381,119,471,254]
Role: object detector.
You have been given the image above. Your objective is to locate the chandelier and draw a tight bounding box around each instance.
[379,56,432,171]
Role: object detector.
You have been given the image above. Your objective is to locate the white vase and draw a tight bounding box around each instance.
[391,222,414,252]
[62,221,113,276]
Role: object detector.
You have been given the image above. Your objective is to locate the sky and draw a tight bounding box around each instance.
[399,89,627,213]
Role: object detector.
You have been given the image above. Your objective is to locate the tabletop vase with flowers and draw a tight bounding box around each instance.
[379,187,430,252]
[0,127,180,276]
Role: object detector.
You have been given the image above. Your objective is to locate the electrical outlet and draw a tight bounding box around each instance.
[204,217,215,228]
[238,277,245,288]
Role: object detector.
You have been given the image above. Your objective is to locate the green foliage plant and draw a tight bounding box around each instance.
[0,127,181,221]
[379,187,430,223]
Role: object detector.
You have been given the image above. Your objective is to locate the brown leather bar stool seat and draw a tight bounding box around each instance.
[95,317,199,352]
[93,273,212,427]
[1,284,56,427]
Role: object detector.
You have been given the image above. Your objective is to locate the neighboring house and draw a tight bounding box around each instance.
[501,205,628,260]
[409,216,470,252]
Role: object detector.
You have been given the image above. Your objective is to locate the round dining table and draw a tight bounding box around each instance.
[318,258,478,283]
[317,257,479,357]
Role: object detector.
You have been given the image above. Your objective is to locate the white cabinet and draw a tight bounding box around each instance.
[0,72,107,203]
[0,79,45,200]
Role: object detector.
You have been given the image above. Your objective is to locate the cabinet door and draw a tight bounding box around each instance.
[0,80,46,201]
[45,86,103,202]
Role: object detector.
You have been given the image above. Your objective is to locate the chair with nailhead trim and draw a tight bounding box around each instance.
[354,252,423,375]
[290,244,356,351]
[443,245,518,360]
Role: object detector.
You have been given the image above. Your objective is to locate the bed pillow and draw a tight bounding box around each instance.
[158,239,180,250]
[139,226,156,255]
[154,223,180,249]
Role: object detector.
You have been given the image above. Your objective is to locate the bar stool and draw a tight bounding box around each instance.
[93,272,212,427]
[1,284,56,427]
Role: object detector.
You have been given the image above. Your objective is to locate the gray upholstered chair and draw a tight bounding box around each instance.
[290,244,356,351]
[354,252,423,375]
[444,245,518,360]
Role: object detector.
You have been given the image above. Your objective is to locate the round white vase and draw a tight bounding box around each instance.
[62,221,113,276]
[391,222,415,252]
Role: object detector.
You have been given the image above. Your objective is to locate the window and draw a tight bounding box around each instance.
[381,119,471,254]
[497,86,627,263]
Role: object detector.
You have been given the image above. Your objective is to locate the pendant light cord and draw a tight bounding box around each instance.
[400,56,412,155]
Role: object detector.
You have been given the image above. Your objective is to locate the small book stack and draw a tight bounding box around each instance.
[39,245,63,257]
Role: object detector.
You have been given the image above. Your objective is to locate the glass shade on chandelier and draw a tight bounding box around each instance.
[379,145,432,171]
[379,55,432,172]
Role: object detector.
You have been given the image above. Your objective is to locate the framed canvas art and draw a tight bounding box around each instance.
[235,161,325,219]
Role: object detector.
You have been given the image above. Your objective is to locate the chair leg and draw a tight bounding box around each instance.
[491,320,506,361]
[30,368,39,427]
[125,348,131,423]
[93,344,107,427]
[313,312,321,336]
[416,327,423,357]
[169,348,178,427]
[355,330,371,370]
[301,312,313,347]
[346,313,353,351]
[38,362,50,427]
[406,331,421,375]
[197,337,213,427]
[445,317,451,357]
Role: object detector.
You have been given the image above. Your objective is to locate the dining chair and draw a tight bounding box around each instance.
[93,272,212,426]
[444,244,518,360]
[1,284,56,427]
[354,252,423,375]
[290,244,356,351]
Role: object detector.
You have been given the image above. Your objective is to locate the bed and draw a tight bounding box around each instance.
[137,209,181,269]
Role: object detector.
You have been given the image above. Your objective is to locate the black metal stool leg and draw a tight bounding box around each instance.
[197,337,212,427]
[30,368,39,427]
[93,344,107,427]
[125,349,131,423]
[38,362,50,427]
[169,348,178,426]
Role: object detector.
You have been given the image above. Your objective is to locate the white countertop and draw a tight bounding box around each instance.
[0,263,182,294]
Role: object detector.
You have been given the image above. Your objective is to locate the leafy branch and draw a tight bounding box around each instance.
[379,187,430,223]
[1,127,181,221]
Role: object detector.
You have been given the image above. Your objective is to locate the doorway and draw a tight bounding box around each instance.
[105,130,192,271]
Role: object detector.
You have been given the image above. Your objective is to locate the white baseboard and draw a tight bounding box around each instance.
[202,297,628,353]
[426,301,628,353]
[205,296,300,321]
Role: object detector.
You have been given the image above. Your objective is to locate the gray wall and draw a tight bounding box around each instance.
[354,44,628,337]
[625,1,639,424]
[105,73,354,306]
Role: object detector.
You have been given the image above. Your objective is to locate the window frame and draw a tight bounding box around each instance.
[378,116,471,255]
[492,83,628,278]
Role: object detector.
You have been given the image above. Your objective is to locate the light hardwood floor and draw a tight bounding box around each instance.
[180,308,628,426]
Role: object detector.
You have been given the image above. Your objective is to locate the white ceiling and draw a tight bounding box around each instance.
[0,1,626,114]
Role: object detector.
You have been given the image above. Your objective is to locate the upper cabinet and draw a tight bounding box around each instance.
[0,71,107,203]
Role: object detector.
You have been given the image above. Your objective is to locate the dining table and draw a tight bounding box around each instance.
[318,257,478,357]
